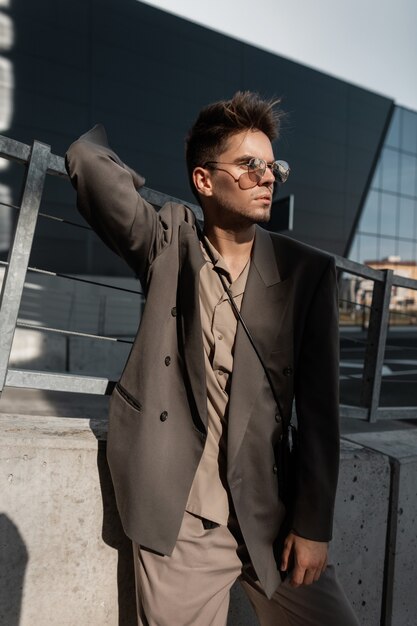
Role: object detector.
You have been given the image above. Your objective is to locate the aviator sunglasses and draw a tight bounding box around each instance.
[204,157,290,189]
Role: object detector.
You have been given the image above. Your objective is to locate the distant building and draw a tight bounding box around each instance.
[365,257,417,309]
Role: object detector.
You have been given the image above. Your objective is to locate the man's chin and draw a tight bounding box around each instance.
[254,209,271,224]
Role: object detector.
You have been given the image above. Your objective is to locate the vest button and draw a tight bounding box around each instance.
[160,411,168,422]
[273,464,278,474]
[164,356,171,366]
[171,307,177,317]
[283,366,293,376]
[275,413,281,423]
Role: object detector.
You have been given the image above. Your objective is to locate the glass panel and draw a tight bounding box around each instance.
[399,153,417,197]
[397,239,414,263]
[358,190,379,234]
[380,192,397,236]
[401,108,417,154]
[381,147,399,193]
[386,107,401,149]
[379,236,397,261]
[398,197,416,239]
[371,159,382,189]
[358,233,378,264]
[348,235,360,262]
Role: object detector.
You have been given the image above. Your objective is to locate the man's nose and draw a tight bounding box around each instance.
[259,165,275,185]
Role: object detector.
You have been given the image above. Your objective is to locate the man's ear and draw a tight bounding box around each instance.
[193,166,213,197]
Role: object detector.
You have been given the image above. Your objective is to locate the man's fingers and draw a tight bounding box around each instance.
[303,569,316,586]
[280,540,291,571]
[313,568,322,582]
[289,563,305,587]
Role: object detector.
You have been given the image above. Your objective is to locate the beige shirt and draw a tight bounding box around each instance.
[186,237,250,525]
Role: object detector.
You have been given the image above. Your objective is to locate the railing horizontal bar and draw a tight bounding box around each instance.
[0,135,31,163]
[376,407,417,420]
[16,321,134,344]
[0,260,143,295]
[391,274,417,289]
[339,405,369,419]
[139,187,202,219]
[334,255,386,281]
[46,152,67,177]
[0,200,21,211]
[5,368,114,395]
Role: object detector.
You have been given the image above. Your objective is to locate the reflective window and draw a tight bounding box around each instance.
[371,160,382,189]
[349,106,417,267]
[358,190,379,233]
[397,239,414,262]
[398,197,416,239]
[380,193,397,237]
[381,148,399,193]
[349,237,360,263]
[386,107,401,149]
[400,153,417,197]
[358,234,378,264]
[379,236,397,260]
[401,109,417,154]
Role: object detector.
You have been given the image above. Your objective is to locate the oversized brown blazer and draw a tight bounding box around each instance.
[65,125,340,599]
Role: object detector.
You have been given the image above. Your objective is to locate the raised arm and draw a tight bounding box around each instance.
[65,124,167,286]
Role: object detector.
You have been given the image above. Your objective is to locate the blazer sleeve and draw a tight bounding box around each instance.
[292,256,340,542]
[65,124,167,287]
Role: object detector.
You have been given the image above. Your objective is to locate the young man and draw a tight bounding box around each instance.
[66,92,358,625]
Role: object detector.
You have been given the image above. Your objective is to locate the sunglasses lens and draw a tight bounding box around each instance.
[274,160,290,183]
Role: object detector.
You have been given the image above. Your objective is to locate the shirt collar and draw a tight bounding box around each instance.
[200,236,250,298]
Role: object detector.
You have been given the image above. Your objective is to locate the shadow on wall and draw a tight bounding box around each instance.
[91,428,137,626]
[0,514,28,626]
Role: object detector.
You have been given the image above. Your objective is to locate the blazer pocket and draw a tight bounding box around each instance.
[115,382,142,412]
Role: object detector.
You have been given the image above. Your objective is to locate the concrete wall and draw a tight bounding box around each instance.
[344,429,417,626]
[0,412,396,626]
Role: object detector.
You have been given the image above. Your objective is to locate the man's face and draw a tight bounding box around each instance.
[197,129,276,228]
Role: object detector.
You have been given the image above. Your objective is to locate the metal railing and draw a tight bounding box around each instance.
[0,134,416,422]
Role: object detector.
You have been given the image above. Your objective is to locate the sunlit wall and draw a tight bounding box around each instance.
[0,0,13,253]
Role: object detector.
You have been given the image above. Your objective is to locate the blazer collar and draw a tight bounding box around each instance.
[227,227,291,466]
[251,225,282,286]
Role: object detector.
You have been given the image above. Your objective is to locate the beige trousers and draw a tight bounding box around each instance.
[132,511,359,626]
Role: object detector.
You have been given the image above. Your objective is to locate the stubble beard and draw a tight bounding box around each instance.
[216,198,272,230]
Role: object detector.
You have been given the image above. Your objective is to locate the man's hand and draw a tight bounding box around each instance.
[280,532,328,587]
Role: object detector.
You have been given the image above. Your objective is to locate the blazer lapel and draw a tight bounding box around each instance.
[227,226,292,466]
[178,222,207,432]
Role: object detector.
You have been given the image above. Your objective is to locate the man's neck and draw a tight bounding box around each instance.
[203,224,255,282]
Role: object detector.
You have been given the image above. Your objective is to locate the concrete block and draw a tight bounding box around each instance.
[345,430,417,626]
[332,439,391,625]
[0,413,393,626]
[0,414,136,626]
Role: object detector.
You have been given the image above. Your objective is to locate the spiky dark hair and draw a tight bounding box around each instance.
[185,91,284,201]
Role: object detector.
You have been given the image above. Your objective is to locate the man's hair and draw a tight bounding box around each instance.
[185,91,284,201]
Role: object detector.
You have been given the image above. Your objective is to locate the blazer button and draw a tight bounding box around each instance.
[171,307,177,317]
[283,366,293,376]
[273,464,278,474]
[164,356,171,366]
[160,411,168,422]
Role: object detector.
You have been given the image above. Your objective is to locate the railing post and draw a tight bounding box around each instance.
[0,140,51,392]
[360,269,394,422]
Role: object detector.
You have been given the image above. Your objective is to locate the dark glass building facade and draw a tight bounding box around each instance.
[349,106,417,265]
[0,0,414,276]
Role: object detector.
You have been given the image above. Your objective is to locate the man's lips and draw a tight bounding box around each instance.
[255,193,272,202]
